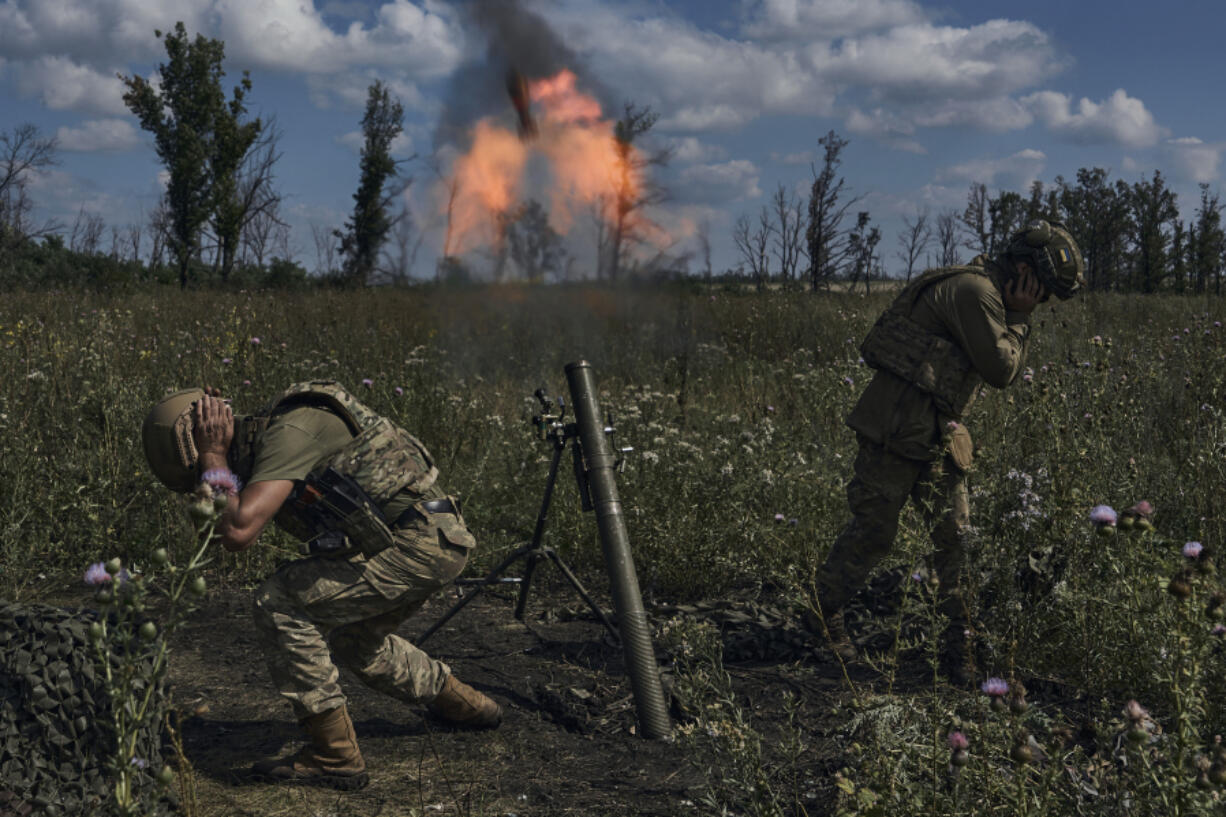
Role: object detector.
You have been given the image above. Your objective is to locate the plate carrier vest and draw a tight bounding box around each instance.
[242,380,439,557]
[858,263,989,420]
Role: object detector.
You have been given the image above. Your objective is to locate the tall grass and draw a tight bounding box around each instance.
[3,284,1226,811]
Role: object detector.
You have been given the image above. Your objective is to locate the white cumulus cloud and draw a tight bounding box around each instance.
[1022,89,1167,148]
[675,160,762,204]
[56,118,142,152]
[1164,137,1222,184]
[14,56,129,115]
[937,149,1047,186]
[741,0,926,40]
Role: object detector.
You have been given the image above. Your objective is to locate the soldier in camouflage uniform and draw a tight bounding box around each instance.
[807,220,1085,682]
[142,381,502,790]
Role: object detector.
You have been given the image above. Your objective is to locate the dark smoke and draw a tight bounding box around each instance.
[433,0,611,152]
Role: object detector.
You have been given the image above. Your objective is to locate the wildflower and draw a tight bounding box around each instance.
[911,570,924,583]
[1216,321,1222,328]
[946,420,959,431]
[202,468,242,496]
[789,518,798,526]
[1213,625,1226,637]
[1184,541,1205,559]
[242,379,251,387]
[221,357,232,365]
[1130,500,1154,518]
[1083,412,1092,420]
[394,386,404,397]
[84,562,110,586]
[1091,335,1103,345]
[773,513,785,523]
[1023,372,1033,382]
[130,757,148,769]
[766,405,775,413]
[981,677,1009,697]
[842,376,854,386]
[948,731,969,751]
[250,337,261,346]
[361,378,373,387]
[1089,505,1117,532]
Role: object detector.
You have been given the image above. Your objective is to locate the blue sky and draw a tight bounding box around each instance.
[2,0,1223,279]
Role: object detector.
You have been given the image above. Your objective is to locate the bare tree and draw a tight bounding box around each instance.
[896,207,931,281]
[0,124,60,249]
[378,194,424,285]
[69,207,106,255]
[311,223,339,278]
[805,130,861,291]
[126,220,144,264]
[695,218,712,280]
[847,211,881,295]
[936,209,960,266]
[960,182,990,257]
[235,119,287,269]
[771,183,806,286]
[147,200,171,272]
[733,207,772,291]
[605,103,671,281]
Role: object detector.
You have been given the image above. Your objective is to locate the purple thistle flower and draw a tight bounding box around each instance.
[1215,321,1222,328]
[773,513,785,523]
[394,386,404,397]
[221,357,232,365]
[1089,505,1118,527]
[788,518,798,526]
[1130,500,1154,518]
[84,563,110,586]
[766,405,775,413]
[250,337,261,346]
[842,376,854,386]
[202,468,242,496]
[1183,541,1204,559]
[1213,625,1226,637]
[130,757,148,769]
[361,378,373,387]
[981,677,1009,697]
[242,379,251,387]
[948,731,969,750]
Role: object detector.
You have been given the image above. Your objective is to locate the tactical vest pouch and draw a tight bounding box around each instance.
[860,312,980,418]
[326,417,439,504]
[945,423,974,473]
[283,467,396,559]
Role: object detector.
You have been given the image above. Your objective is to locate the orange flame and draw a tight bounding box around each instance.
[440,68,649,258]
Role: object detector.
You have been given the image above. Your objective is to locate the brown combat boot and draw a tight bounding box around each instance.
[252,704,368,790]
[427,674,503,729]
[803,606,858,662]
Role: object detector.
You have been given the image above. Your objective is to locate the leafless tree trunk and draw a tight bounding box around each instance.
[733,208,772,291]
[960,182,990,257]
[70,207,106,255]
[695,218,712,280]
[378,194,423,285]
[311,223,338,277]
[235,119,287,271]
[126,221,143,264]
[771,183,806,286]
[148,200,170,272]
[936,209,960,266]
[896,207,931,281]
[805,130,861,291]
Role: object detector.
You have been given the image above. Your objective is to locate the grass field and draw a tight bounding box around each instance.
[4,283,1226,814]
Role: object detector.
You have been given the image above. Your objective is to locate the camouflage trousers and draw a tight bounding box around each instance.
[252,504,475,720]
[813,435,971,619]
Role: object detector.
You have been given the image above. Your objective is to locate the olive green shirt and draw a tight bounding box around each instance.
[847,256,1031,461]
[249,405,419,526]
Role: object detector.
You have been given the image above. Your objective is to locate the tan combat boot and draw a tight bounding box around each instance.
[252,704,369,790]
[427,674,503,729]
[803,606,858,663]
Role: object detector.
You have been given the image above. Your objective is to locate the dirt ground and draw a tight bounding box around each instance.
[34,569,869,817]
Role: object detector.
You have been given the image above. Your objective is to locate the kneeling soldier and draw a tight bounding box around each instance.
[143,381,502,789]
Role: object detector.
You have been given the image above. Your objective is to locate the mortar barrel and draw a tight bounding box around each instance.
[565,360,672,740]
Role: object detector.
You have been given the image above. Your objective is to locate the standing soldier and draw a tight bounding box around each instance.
[807,220,1084,682]
[142,381,503,790]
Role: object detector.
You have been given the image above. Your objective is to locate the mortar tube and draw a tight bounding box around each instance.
[565,360,672,740]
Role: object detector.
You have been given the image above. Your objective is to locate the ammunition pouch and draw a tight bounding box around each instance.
[860,311,981,419]
[283,467,396,559]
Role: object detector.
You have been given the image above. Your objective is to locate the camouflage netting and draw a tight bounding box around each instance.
[0,602,175,817]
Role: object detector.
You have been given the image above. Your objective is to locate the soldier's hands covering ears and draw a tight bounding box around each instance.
[1003,266,1046,314]
[192,388,234,458]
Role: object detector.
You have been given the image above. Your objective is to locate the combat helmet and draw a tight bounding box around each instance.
[1005,219,1085,300]
[142,388,204,492]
